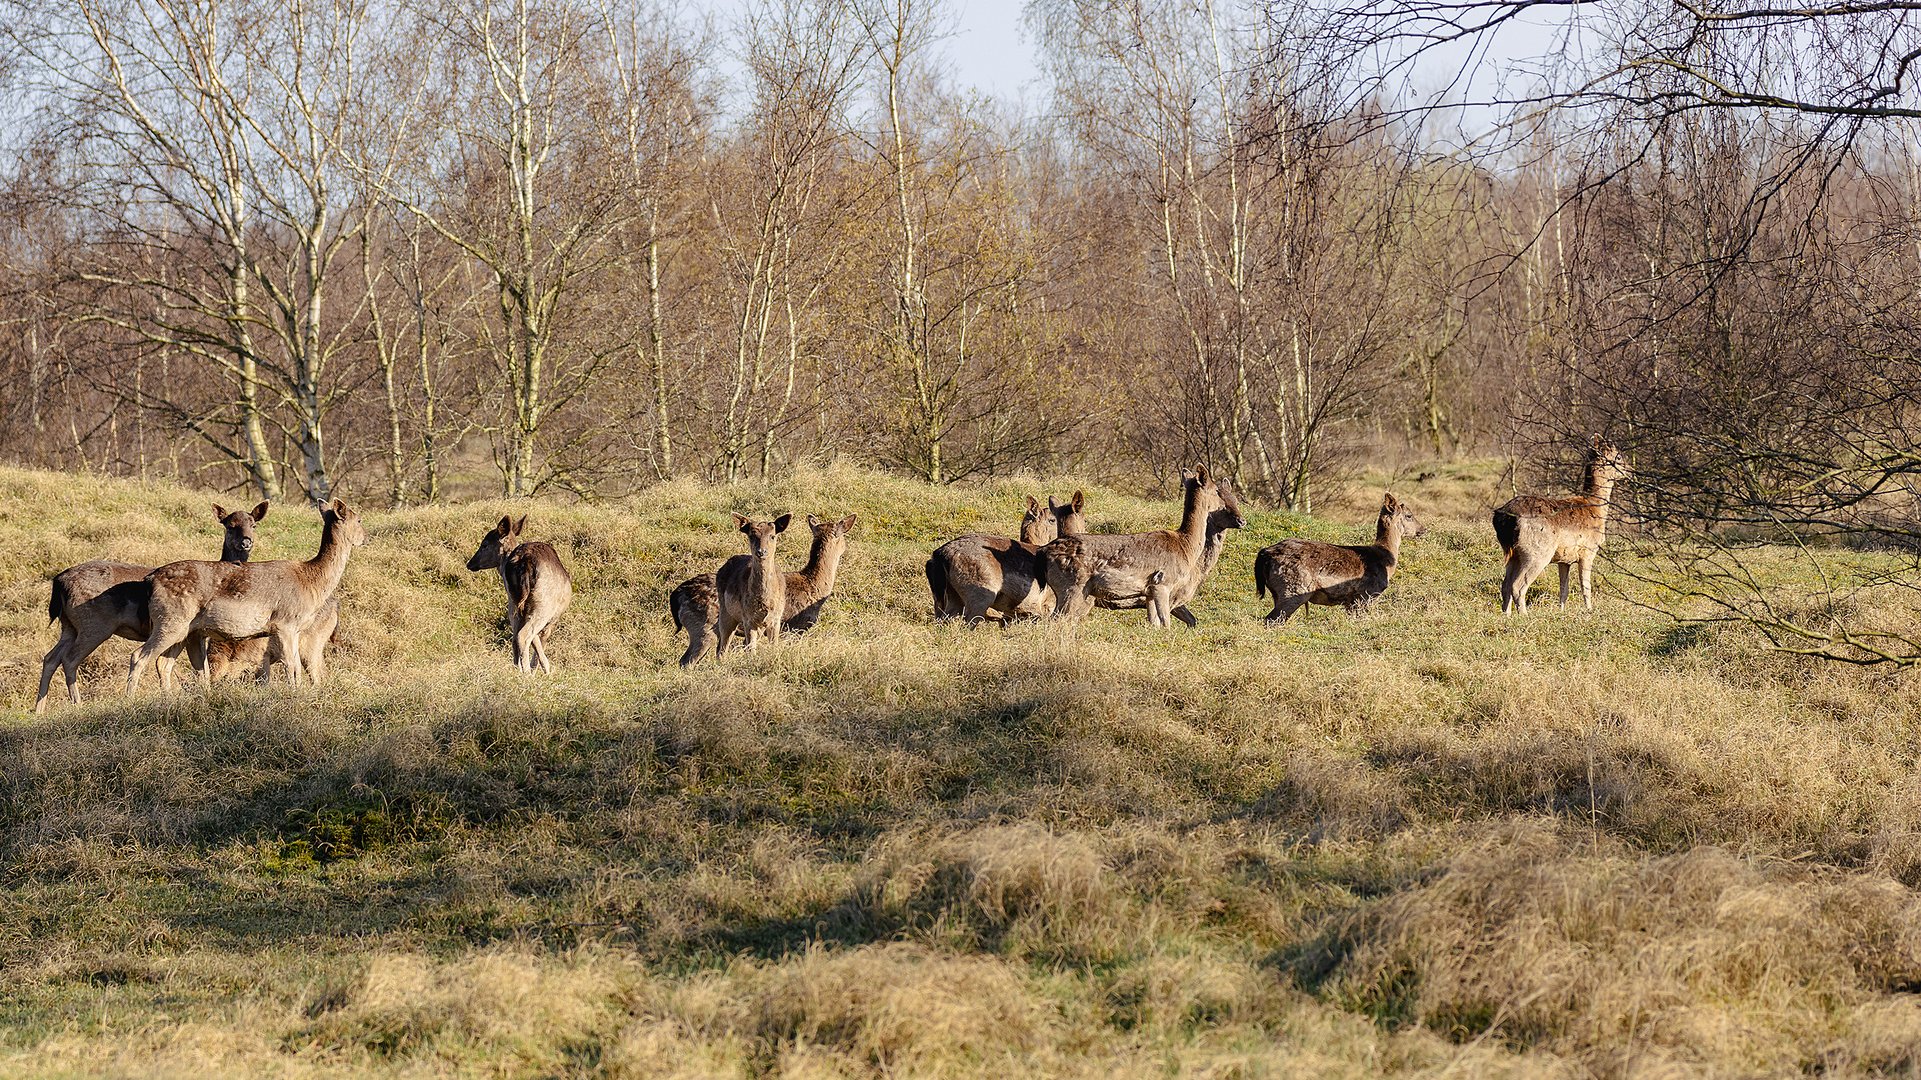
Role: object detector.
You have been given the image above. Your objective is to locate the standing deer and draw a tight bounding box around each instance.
[1044,467,1224,622]
[129,500,366,692]
[35,502,267,713]
[925,493,1086,623]
[204,598,340,685]
[1494,435,1630,613]
[715,513,791,656]
[467,515,573,674]
[672,513,857,666]
[1144,571,1173,628]
[1254,492,1420,624]
[1092,481,1245,626]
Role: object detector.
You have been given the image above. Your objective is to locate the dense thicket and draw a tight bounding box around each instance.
[2,0,1919,518]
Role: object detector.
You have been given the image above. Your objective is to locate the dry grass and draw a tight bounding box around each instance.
[2,460,1921,1077]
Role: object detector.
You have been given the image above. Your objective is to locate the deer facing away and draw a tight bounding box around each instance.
[1494,435,1630,613]
[673,512,857,666]
[36,502,266,713]
[712,513,791,656]
[1043,467,1225,622]
[926,493,1086,624]
[468,515,573,673]
[1255,492,1420,624]
[129,499,365,691]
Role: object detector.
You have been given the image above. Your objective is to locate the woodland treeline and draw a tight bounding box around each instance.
[2,0,1921,521]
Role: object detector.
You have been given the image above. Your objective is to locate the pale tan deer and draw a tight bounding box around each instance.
[925,492,1086,623]
[1144,571,1173,628]
[35,502,267,713]
[204,597,340,684]
[1044,467,1224,622]
[1494,435,1630,613]
[1094,481,1245,626]
[128,500,366,691]
[672,512,857,666]
[1255,492,1420,624]
[715,513,791,656]
[467,515,573,674]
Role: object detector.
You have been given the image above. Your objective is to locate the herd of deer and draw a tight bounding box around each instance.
[28,438,1629,711]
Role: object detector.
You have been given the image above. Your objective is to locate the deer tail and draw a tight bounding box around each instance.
[48,575,67,626]
[1492,508,1520,553]
[1253,548,1273,601]
[924,555,948,616]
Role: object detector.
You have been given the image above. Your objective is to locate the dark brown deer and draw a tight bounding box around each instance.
[925,493,1086,623]
[1255,492,1420,624]
[1494,435,1630,613]
[35,502,267,713]
[714,513,791,656]
[672,513,857,666]
[467,515,573,674]
[129,500,366,691]
[1044,467,1224,622]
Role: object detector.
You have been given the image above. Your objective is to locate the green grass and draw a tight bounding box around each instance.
[3,461,1921,1077]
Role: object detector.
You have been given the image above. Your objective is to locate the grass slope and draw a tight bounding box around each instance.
[3,462,1921,1077]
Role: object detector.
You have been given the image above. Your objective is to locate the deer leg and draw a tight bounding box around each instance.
[304,636,328,685]
[1266,596,1308,626]
[1557,564,1572,608]
[715,612,739,658]
[1171,605,1198,628]
[680,617,716,667]
[764,617,781,646]
[129,621,190,695]
[183,635,210,683]
[534,624,554,674]
[35,626,78,714]
[275,627,304,686]
[1579,558,1595,612]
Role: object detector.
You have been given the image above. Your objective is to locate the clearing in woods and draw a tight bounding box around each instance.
[2,462,1921,1076]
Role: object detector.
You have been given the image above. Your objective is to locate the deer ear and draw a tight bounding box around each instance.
[1195,464,1211,485]
[731,512,750,530]
[773,513,792,533]
[1071,490,1085,512]
[807,514,820,528]
[514,516,528,536]
[497,515,514,535]
[251,501,269,522]
[1028,496,1042,514]
[212,503,227,520]
[840,513,858,531]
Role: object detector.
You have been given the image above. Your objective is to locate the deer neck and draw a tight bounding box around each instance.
[793,535,845,601]
[1175,490,1209,565]
[303,518,355,598]
[1376,514,1403,559]
[750,548,781,601]
[1587,469,1617,511]
[220,537,250,562]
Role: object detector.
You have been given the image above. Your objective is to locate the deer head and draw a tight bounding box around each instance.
[732,512,790,560]
[212,501,269,561]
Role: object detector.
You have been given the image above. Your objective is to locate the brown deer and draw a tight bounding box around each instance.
[714,513,791,656]
[1044,467,1224,622]
[1144,571,1173,628]
[204,597,340,684]
[467,515,573,674]
[671,512,857,666]
[1093,481,1245,626]
[1255,492,1420,624]
[925,493,1086,623]
[129,500,366,692]
[1494,435,1630,613]
[35,502,267,713]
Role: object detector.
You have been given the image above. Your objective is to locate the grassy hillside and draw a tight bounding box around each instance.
[3,462,1921,1077]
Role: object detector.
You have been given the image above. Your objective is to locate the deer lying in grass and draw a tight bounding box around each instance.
[926,493,1087,624]
[35,502,266,713]
[1044,467,1225,622]
[713,513,791,656]
[129,500,365,692]
[204,597,339,684]
[672,513,857,666]
[1494,435,1630,613]
[467,515,572,674]
[1255,492,1420,624]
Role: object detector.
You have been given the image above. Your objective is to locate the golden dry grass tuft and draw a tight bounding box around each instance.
[3,460,1921,1076]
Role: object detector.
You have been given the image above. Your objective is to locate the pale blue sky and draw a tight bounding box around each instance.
[944,0,1043,98]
